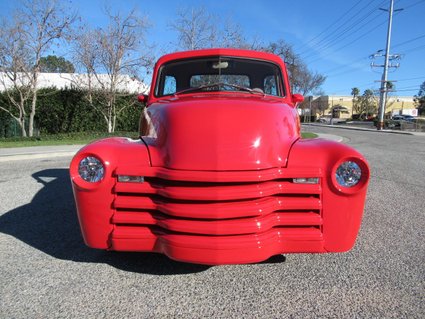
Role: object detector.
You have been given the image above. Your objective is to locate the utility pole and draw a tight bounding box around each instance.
[375,0,402,130]
[308,96,313,123]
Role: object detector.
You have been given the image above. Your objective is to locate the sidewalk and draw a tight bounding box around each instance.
[0,144,84,162]
[0,133,344,162]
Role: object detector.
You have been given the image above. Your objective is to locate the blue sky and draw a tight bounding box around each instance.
[0,0,424,96]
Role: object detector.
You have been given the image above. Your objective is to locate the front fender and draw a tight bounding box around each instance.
[287,138,370,252]
[70,138,151,248]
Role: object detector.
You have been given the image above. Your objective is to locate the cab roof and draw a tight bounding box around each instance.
[156,48,286,67]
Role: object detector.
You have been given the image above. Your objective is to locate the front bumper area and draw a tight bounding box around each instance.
[111,227,325,265]
[108,166,325,264]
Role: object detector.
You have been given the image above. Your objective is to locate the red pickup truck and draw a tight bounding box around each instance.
[70,48,370,265]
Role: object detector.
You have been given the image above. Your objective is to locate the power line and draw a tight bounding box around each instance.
[293,0,369,53]
[303,13,391,63]
[396,76,425,81]
[326,68,366,79]
[393,88,420,92]
[300,0,387,60]
[299,0,384,56]
[357,81,378,88]
[322,33,425,77]
[327,82,378,95]
[404,44,425,53]
[323,56,369,75]
[392,34,425,48]
[403,0,425,10]
[307,16,390,65]
[395,85,421,90]
[297,0,423,67]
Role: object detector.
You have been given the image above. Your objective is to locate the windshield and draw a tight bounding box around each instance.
[155,56,285,97]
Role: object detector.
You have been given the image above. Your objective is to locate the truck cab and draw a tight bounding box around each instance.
[70,49,370,265]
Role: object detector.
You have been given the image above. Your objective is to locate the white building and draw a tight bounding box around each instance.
[0,72,150,94]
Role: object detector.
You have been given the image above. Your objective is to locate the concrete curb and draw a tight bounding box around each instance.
[0,134,346,162]
[315,133,344,143]
[0,145,84,162]
[0,151,78,163]
[303,123,425,136]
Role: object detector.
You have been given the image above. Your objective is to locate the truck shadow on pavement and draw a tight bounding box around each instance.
[0,168,211,275]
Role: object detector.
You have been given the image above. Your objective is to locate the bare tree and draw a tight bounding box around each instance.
[168,7,325,95]
[0,22,32,136]
[73,8,152,133]
[315,100,330,117]
[169,7,217,50]
[0,0,75,137]
[219,19,262,50]
[265,40,326,95]
[169,6,262,51]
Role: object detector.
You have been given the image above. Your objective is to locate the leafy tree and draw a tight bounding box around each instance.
[386,81,394,91]
[351,87,360,115]
[39,55,75,73]
[414,81,425,115]
[0,0,75,137]
[357,89,378,119]
[384,81,396,110]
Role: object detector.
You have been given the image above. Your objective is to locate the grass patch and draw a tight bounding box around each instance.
[301,132,318,139]
[1,131,318,148]
[0,131,139,148]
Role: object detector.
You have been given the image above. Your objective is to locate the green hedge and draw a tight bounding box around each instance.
[0,87,142,137]
[0,91,25,137]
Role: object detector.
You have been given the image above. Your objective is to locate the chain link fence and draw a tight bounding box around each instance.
[400,120,425,132]
[0,117,22,138]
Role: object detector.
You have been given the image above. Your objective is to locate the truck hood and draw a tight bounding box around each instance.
[143,96,300,171]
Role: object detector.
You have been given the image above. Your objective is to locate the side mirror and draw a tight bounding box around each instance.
[292,94,304,105]
[137,94,148,104]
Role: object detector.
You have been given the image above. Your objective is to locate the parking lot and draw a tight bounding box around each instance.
[1,128,424,318]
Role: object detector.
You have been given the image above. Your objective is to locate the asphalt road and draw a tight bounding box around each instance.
[1,128,424,318]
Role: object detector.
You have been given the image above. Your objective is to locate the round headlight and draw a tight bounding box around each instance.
[78,156,104,182]
[335,161,362,187]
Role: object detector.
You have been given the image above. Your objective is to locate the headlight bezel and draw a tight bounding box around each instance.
[331,157,369,194]
[78,156,105,183]
[336,161,361,188]
[71,153,109,190]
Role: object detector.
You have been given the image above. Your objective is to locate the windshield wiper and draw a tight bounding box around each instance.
[173,82,265,97]
[173,83,217,96]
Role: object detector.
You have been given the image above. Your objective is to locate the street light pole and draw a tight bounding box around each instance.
[377,0,395,130]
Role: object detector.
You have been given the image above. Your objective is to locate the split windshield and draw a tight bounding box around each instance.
[155,56,285,97]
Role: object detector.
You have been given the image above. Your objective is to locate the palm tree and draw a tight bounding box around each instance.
[351,87,360,117]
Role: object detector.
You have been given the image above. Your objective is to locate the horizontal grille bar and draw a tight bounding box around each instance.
[113,196,322,219]
[112,211,322,235]
[114,166,323,183]
[114,179,321,201]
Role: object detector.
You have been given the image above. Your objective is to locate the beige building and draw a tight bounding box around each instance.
[302,95,417,119]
